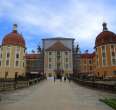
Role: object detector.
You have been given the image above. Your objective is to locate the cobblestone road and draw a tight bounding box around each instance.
[0,79,116,110]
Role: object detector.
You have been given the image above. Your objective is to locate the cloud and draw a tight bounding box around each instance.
[0,0,116,52]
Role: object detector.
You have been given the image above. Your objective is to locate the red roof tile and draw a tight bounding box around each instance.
[46,41,71,51]
[81,52,95,59]
[25,54,42,59]
[95,31,116,47]
[2,31,25,48]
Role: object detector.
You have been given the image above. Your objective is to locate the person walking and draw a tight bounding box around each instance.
[54,75,56,83]
[68,75,71,83]
[64,76,66,82]
[60,75,62,82]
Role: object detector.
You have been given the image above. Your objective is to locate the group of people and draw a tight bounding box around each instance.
[53,75,71,82]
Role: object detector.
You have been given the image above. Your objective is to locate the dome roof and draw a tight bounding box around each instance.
[95,23,116,47]
[2,24,25,48]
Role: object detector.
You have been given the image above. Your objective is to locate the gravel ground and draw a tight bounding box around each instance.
[0,79,116,110]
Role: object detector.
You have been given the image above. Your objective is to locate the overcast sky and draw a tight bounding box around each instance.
[0,0,116,53]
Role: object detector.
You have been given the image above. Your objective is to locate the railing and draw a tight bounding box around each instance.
[73,77,116,92]
[0,77,45,91]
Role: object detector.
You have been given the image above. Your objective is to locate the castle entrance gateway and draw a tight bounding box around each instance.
[54,69,64,79]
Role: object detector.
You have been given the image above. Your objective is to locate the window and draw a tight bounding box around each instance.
[23,62,25,67]
[49,64,51,69]
[113,71,116,75]
[96,52,99,66]
[6,47,10,59]
[57,51,60,55]
[66,64,68,68]
[66,58,68,62]
[57,55,60,59]
[112,59,116,65]
[16,53,19,59]
[69,63,71,68]
[89,60,92,64]
[111,45,116,65]
[7,53,10,58]
[57,63,60,67]
[102,53,106,57]
[102,45,106,66]
[65,52,68,55]
[102,46,105,52]
[16,61,19,67]
[49,52,52,55]
[6,60,9,66]
[49,58,51,62]
[112,52,115,56]
[103,59,106,65]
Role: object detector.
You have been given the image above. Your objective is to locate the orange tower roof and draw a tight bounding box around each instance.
[2,24,25,48]
[95,23,116,47]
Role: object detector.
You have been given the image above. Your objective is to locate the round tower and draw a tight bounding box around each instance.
[0,24,26,78]
[95,23,116,78]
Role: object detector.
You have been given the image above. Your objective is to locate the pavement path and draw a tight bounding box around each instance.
[0,79,116,110]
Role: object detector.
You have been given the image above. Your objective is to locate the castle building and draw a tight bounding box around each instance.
[95,23,116,78]
[25,53,44,78]
[0,24,26,78]
[73,45,81,76]
[80,52,96,77]
[0,23,116,79]
[75,23,116,79]
[43,38,74,77]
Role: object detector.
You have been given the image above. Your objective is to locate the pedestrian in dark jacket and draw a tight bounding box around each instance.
[64,76,66,82]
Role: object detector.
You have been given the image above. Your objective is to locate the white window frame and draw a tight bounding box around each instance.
[110,44,116,66]
[101,45,107,67]
[96,47,100,68]
[14,46,20,68]
[5,46,11,67]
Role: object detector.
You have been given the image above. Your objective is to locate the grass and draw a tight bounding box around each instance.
[100,98,116,110]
